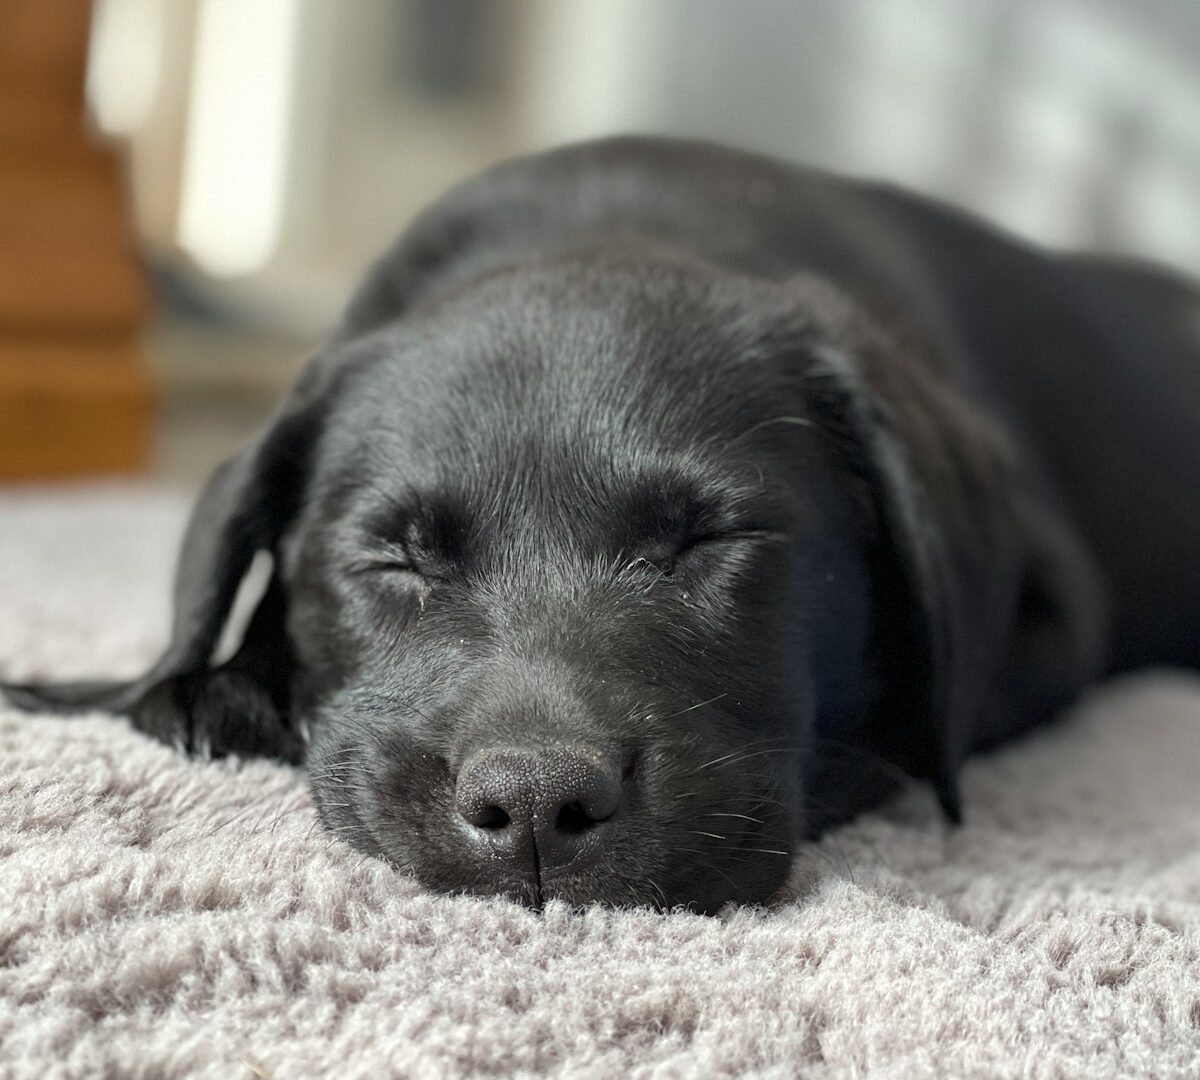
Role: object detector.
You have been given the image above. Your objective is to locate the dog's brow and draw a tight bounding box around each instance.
[357,486,471,554]
[616,482,710,536]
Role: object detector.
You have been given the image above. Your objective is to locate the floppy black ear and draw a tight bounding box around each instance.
[800,289,1104,821]
[2,360,333,763]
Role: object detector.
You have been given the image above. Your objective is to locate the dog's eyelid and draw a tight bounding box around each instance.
[682,526,786,550]
[633,526,784,577]
[349,540,426,576]
[350,557,420,577]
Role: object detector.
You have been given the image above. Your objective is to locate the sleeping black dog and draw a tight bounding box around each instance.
[6,138,1200,911]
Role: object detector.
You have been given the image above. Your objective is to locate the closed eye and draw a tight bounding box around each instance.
[646,528,785,576]
[348,542,425,577]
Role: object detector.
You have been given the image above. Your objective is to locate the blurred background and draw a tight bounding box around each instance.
[2,0,1197,486]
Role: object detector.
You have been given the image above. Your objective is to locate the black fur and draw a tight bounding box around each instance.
[6,138,1199,910]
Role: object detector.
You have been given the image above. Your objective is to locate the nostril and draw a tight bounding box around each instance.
[454,745,625,871]
[474,804,511,830]
[555,799,609,835]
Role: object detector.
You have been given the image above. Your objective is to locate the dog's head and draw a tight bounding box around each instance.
[10,246,1029,911]
[290,255,885,911]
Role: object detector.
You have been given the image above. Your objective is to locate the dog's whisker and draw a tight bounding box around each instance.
[692,745,804,774]
[674,847,743,895]
[723,414,815,451]
[656,693,729,724]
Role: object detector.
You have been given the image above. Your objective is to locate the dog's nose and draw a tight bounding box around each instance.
[454,746,623,873]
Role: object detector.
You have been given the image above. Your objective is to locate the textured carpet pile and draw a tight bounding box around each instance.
[2,487,1200,1078]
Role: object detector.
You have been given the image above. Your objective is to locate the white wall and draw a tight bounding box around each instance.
[91,0,1200,333]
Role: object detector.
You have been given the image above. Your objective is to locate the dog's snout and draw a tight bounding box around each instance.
[454,746,623,873]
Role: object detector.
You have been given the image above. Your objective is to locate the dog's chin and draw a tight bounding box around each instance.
[315,799,793,912]
[365,831,794,914]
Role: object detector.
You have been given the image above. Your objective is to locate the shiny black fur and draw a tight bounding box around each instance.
[6,138,1200,910]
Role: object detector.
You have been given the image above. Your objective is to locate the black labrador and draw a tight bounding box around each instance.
[6,138,1200,911]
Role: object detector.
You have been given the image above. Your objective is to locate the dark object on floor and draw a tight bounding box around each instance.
[7,138,1200,910]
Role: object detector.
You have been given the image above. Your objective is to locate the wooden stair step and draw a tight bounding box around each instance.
[0,339,153,479]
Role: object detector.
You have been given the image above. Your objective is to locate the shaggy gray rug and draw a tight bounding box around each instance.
[2,487,1200,1079]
